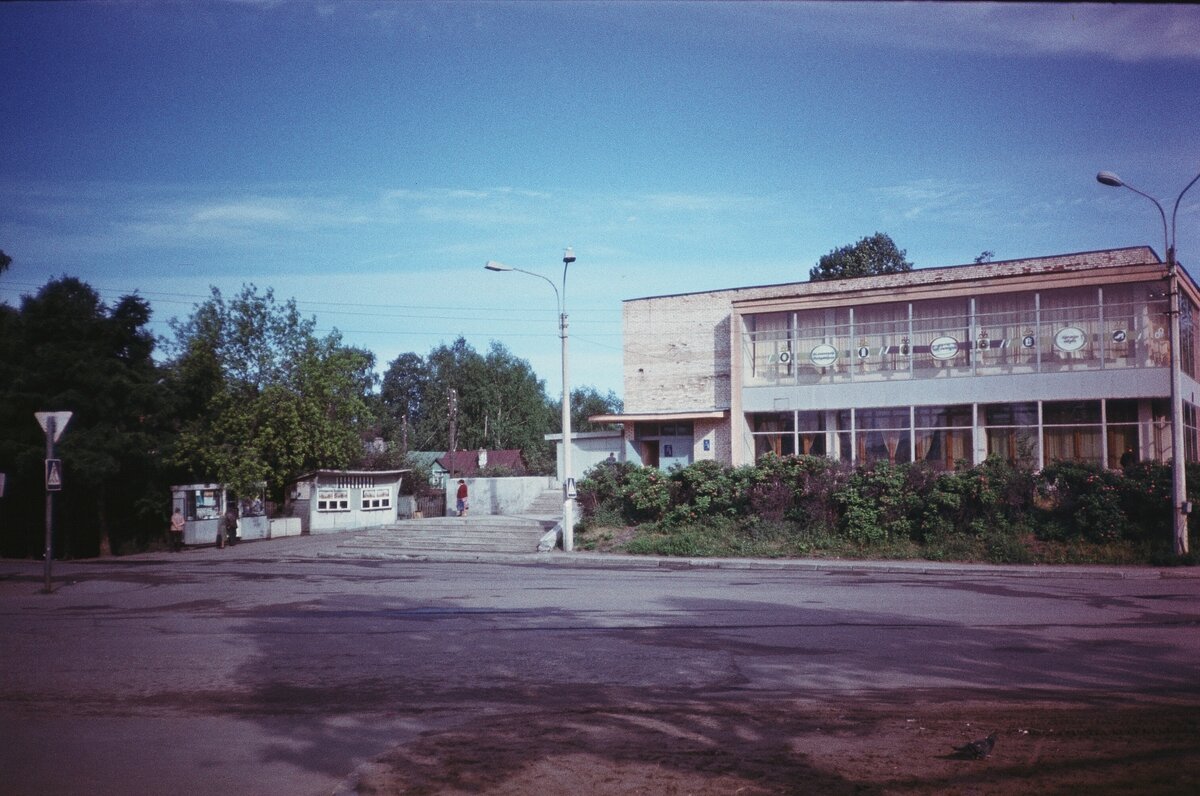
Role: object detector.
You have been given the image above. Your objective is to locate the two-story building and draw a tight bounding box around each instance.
[592,247,1200,471]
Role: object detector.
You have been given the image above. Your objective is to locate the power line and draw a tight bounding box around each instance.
[0,280,619,316]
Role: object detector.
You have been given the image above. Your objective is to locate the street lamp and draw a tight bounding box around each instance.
[485,248,578,551]
[1098,168,1200,555]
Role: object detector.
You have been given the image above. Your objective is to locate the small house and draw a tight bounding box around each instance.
[285,469,409,534]
[430,449,527,487]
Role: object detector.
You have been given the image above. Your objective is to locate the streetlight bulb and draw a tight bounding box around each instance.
[484,261,513,272]
[563,247,576,264]
[1097,171,1124,188]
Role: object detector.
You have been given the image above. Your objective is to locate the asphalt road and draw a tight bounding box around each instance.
[2,533,1198,795]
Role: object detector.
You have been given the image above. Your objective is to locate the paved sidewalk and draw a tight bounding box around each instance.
[5,525,1195,583]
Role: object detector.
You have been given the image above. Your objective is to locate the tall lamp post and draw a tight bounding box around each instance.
[1098,168,1200,556]
[485,248,578,551]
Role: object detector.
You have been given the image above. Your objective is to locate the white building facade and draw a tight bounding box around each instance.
[596,247,1200,472]
[285,469,407,534]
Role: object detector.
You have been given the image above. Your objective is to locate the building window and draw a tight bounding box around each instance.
[795,308,850,385]
[1186,403,1200,463]
[316,489,350,512]
[975,292,1038,375]
[911,299,970,379]
[983,403,1039,467]
[1106,399,1140,469]
[361,487,392,511]
[1182,296,1197,380]
[752,412,795,458]
[746,312,793,386]
[914,405,973,471]
[635,422,694,438]
[187,489,223,521]
[856,407,912,465]
[1043,400,1103,465]
[796,411,828,456]
[850,302,910,380]
[1040,288,1103,373]
[744,282,1175,389]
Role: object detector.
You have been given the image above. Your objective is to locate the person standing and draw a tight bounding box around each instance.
[456,479,469,517]
[169,508,185,552]
[223,506,239,547]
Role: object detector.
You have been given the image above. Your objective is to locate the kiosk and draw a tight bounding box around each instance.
[169,483,269,546]
[285,469,407,534]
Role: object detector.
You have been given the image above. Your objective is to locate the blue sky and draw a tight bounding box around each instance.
[2,2,1199,398]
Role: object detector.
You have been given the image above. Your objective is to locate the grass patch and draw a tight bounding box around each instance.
[590,516,1174,566]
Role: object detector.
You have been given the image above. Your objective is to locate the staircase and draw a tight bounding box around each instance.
[522,488,564,516]
[339,490,565,555]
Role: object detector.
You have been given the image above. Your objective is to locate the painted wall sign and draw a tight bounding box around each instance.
[316,488,350,512]
[809,344,838,367]
[1111,329,1127,343]
[361,487,391,510]
[1022,334,1036,348]
[928,336,960,360]
[1054,326,1087,352]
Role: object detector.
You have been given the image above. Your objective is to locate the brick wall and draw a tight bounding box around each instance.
[622,291,734,413]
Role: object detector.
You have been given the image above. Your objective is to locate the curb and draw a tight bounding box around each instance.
[313,545,1199,580]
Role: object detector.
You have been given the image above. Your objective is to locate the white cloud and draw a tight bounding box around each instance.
[193,203,292,224]
[630,192,764,215]
[740,3,1200,63]
[872,178,995,224]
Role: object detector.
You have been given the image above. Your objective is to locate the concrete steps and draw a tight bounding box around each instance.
[342,514,556,554]
[524,489,563,515]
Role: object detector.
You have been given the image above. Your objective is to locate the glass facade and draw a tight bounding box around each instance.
[749,399,1193,470]
[743,282,1184,387]
[741,279,1200,469]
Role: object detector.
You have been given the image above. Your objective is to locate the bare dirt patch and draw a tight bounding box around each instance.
[351,692,1199,795]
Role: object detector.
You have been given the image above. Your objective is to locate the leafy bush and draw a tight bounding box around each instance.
[620,466,672,522]
[1039,461,1126,543]
[577,460,639,519]
[573,453,1191,564]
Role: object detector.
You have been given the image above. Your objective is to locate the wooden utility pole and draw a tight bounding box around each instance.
[447,388,458,480]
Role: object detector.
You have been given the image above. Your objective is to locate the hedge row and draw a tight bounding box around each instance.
[576,455,1199,562]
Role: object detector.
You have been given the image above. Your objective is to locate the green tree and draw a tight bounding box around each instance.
[808,232,914,282]
[380,351,429,442]
[565,385,623,432]
[165,285,376,499]
[478,342,557,462]
[0,277,169,557]
[388,337,561,473]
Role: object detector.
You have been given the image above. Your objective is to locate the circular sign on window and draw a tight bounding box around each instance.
[1054,327,1086,352]
[1112,329,1127,344]
[809,344,838,367]
[778,350,791,363]
[929,336,960,360]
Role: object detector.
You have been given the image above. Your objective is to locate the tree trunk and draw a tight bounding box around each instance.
[97,492,112,558]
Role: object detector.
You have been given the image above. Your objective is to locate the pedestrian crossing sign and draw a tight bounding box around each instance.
[46,459,63,492]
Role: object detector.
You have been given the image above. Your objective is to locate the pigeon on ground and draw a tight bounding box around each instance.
[954,732,997,759]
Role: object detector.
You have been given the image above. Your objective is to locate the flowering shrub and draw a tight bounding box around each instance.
[1039,461,1126,542]
[619,466,672,522]
[574,454,1182,561]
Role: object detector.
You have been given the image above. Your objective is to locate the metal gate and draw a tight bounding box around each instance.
[416,492,445,517]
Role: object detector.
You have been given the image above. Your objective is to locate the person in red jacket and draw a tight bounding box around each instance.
[456,479,469,516]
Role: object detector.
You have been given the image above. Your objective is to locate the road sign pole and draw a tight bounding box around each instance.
[33,411,70,594]
[43,416,55,593]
